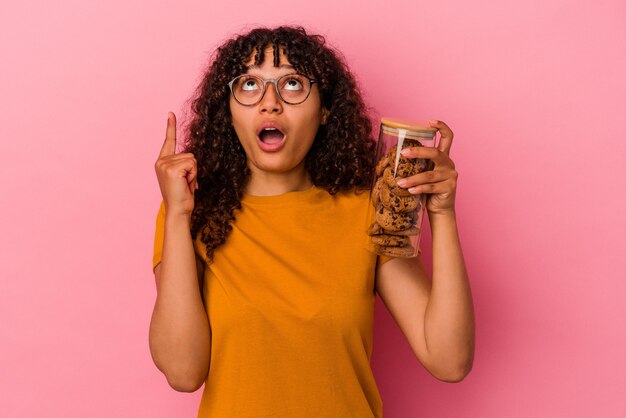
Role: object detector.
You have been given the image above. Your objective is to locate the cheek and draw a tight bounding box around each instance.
[303,111,323,138]
[229,101,240,128]
[229,105,251,140]
[292,118,321,153]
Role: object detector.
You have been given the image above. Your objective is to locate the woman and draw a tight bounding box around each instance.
[150,25,474,417]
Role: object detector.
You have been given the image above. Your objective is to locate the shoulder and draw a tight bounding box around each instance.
[329,187,371,204]
[332,187,372,214]
[317,187,374,230]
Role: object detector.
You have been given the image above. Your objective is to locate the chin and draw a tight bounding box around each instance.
[250,153,305,174]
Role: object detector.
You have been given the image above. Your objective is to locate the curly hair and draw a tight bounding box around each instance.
[183,25,377,263]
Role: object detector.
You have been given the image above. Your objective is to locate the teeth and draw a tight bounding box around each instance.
[264,128,276,131]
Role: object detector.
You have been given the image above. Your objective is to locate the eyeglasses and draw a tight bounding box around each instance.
[228,73,317,106]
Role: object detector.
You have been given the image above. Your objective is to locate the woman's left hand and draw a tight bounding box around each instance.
[396,120,458,216]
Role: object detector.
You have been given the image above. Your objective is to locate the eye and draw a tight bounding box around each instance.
[280,75,304,91]
[240,77,260,91]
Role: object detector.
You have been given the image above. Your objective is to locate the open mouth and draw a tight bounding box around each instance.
[258,127,285,144]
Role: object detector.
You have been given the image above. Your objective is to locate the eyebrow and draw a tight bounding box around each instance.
[246,64,295,70]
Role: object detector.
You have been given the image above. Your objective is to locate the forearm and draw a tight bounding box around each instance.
[149,213,211,391]
[423,210,475,379]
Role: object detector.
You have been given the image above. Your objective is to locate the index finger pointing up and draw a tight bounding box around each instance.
[429,120,454,156]
[159,112,177,157]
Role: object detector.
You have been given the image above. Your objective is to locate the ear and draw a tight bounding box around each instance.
[321,107,330,125]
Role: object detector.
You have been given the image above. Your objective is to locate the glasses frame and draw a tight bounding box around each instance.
[227,73,317,106]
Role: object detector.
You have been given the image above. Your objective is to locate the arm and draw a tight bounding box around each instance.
[149,112,211,392]
[375,120,474,382]
[375,211,474,382]
[150,214,211,392]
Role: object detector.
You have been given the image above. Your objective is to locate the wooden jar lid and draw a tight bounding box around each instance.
[380,117,437,133]
[380,117,437,140]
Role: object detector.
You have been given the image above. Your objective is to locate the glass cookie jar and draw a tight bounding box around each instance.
[367,117,438,258]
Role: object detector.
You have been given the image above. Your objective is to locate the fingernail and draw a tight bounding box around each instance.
[409,187,419,194]
[397,179,408,187]
[400,148,411,156]
[429,120,438,125]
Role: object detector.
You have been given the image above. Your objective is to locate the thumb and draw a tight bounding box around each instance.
[429,119,454,156]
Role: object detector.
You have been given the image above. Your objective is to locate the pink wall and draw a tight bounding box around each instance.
[1,0,624,416]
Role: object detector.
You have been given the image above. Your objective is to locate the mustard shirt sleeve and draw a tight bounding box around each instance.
[152,201,166,271]
[377,255,393,268]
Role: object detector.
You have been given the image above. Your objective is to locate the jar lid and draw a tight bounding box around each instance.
[381,117,437,134]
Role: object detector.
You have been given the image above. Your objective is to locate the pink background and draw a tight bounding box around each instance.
[1,0,625,416]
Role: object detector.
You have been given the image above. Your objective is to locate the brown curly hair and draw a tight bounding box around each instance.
[183,25,376,263]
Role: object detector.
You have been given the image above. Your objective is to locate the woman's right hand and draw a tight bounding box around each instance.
[155,112,198,217]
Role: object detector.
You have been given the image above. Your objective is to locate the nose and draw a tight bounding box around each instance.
[259,82,282,114]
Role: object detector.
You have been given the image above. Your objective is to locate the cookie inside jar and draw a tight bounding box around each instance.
[367,118,438,258]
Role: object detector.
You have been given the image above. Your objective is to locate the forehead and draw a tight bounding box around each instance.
[243,45,293,69]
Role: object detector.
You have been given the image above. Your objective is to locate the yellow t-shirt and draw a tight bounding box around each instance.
[153,186,392,417]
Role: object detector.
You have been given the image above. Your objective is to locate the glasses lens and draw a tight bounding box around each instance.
[232,75,263,105]
[278,74,310,104]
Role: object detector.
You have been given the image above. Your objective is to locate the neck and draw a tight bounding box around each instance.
[245,164,313,196]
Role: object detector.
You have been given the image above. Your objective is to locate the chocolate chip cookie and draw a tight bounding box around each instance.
[380,182,419,213]
[382,166,412,197]
[375,205,414,232]
[371,234,411,247]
